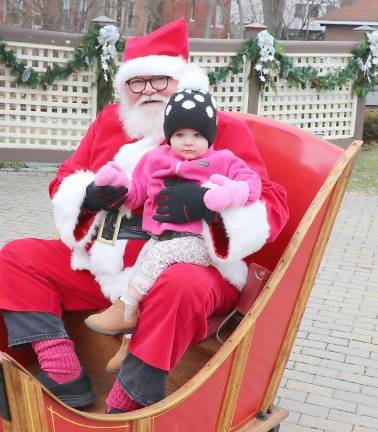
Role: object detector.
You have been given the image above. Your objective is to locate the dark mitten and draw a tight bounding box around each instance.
[153,178,214,224]
[83,181,128,212]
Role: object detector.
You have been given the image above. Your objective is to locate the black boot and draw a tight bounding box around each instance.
[37,369,95,408]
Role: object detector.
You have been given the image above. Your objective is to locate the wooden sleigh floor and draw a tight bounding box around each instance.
[24,311,239,415]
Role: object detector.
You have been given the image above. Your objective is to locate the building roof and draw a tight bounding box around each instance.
[318,0,378,24]
[244,22,267,30]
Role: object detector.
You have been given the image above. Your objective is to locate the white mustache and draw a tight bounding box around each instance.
[136,95,169,106]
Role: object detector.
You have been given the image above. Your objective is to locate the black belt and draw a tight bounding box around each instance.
[97,212,151,245]
[150,231,200,241]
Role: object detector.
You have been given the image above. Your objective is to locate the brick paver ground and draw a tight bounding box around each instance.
[0,171,377,431]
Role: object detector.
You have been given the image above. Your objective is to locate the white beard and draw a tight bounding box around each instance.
[118,92,168,139]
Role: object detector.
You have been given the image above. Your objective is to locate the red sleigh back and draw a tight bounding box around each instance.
[207,112,343,337]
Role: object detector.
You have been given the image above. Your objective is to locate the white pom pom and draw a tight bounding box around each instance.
[177,64,209,91]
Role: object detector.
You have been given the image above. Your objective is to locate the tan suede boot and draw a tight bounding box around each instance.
[84,299,138,335]
[106,336,130,373]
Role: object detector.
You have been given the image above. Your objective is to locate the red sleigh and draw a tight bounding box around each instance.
[0,113,361,432]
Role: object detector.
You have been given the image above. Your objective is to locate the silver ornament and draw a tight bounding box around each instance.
[282,69,290,79]
[21,68,31,82]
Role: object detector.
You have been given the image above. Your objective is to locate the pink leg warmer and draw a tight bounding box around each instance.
[32,339,81,384]
[106,379,143,413]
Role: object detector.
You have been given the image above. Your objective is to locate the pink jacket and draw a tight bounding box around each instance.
[126,144,262,235]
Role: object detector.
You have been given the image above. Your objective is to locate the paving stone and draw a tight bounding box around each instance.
[361,384,378,397]
[313,376,361,393]
[350,340,378,354]
[306,394,356,413]
[289,352,322,366]
[283,369,315,384]
[301,347,346,362]
[284,410,300,424]
[333,390,378,408]
[352,426,378,432]
[330,330,371,344]
[345,355,378,369]
[319,359,365,375]
[279,398,329,418]
[328,409,378,430]
[277,387,308,402]
[281,423,322,432]
[326,344,371,359]
[294,363,340,379]
[365,367,378,378]
[339,371,378,387]
[299,414,353,432]
[285,380,333,397]
[356,404,378,419]
[308,333,349,347]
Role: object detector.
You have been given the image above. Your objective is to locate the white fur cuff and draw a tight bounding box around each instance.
[52,170,102,248]
[202,200,270,264]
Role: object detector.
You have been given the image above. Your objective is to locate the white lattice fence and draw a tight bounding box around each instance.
[257,53,357,140]
[190,52,250,112]
[0,41,97,150]
[0,36,360,152]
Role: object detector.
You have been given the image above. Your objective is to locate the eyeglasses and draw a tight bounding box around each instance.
[127,76,170,94]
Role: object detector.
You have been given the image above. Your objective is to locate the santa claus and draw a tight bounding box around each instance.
[0,18,288,413]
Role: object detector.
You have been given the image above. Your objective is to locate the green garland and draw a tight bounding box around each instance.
[0,26,125,111]
[0,26,377,111]
[208,33,377,97]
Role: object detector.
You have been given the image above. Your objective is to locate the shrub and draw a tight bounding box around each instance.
[0,161,27,170]
[363,109,378,142]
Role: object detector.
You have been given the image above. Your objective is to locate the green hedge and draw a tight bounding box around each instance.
[363,110,378,142]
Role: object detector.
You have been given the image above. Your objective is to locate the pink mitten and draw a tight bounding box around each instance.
[95,161,130,189]
[204,174,250,211]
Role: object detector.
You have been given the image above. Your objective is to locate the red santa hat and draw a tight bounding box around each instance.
[115,18,209,94]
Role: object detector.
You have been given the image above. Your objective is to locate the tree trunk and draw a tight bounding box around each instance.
[3,0,7,23]
[135,0,146,35]
[116,0,123,27]
[236,0,244,38]
[203,0,217,38]
[262,0,286,38]
[146,0,163,32]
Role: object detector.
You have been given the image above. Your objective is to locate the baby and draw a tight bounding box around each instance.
[85,88,262,335]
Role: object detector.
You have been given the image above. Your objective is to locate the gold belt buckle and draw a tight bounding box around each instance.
[97,211,122,246]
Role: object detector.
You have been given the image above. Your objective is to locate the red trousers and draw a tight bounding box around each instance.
[0,239,238,371]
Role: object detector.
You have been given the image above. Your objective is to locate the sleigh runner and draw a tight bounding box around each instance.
[0,113,361,432]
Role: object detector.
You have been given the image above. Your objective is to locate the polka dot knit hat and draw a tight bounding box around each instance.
[163,89,217,146]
